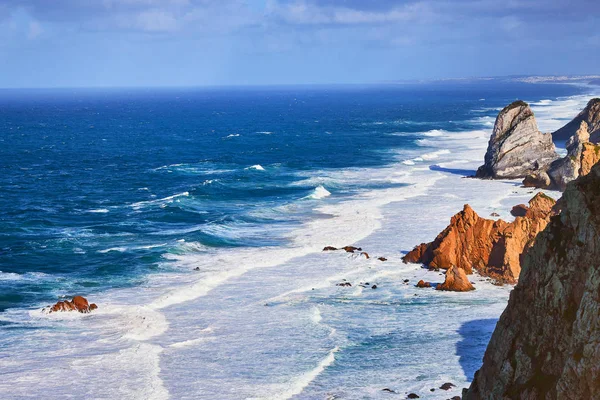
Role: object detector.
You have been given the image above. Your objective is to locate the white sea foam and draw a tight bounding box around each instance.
[130,192,190,210]
[305,185,331,200]
[257,131,273,135]
[226,133,240,138]
[88,208,110,213]
[247,164,266,171]
[266,347,339,400]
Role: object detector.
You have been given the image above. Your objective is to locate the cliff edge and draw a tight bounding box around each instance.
[464,162,600,399]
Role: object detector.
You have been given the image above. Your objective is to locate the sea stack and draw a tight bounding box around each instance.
[553,98,600,142]
[476,101,558,179]
[464,162,600,399]
[402,193,556,284]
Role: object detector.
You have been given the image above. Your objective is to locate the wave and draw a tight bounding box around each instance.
[305,185,331,200]
[225,133,240,138]
[256,131,273,135]
[269,347,339,400]
[87,208,110,213]
[130,192,190,210]
[246,164,265,171]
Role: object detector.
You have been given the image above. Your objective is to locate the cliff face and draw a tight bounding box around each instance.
[553,98,600,142]
[525,121,600,191]
[402,193,555,284]
[465,163,600,399]
[476,101,558,179]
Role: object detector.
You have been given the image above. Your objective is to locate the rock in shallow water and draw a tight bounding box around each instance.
[403,193,556,284]
[49,296,97,313]
[476,100,558,179]
[436,266,474,292]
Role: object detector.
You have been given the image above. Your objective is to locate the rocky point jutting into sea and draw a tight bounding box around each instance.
[464,161,600,399]
[402,95,600,398]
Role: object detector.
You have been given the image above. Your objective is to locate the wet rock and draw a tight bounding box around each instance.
[371,284,378,289]
[436,266,475,292]
[323,246,338,251]
[416,280,431,288]
[382,388,397,393]
[360,252,370,259]
[490,212,500,217]
[336,282,352,287]
[440,382,456,390]
[342,246,361,253]
[194,267,200,271]
[403,279,410,283]
[378,257,388,262]
[407,394,420,399]
[476,100,558,179]
[49,296,96,313]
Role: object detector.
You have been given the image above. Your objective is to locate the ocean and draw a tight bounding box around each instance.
[0,82,595,399]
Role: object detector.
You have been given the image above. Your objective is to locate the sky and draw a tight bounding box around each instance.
[0,0,599,87]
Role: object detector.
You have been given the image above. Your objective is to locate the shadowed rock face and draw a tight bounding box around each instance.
[526,121,600,191]
[476,101,558,179]
[402,193,556,284]
[464,163,600,400]
[553,98,600,142]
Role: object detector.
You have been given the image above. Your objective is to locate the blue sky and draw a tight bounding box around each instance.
[0,0,598,87]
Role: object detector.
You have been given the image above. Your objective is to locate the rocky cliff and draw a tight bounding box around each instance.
[524,121,600,191]
[476,101,558,179]
[464,163,600,399]
[403,193,555,284]
[553,98,600,142]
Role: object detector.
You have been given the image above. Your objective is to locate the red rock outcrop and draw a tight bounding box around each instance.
[464,162,600,399]
[436,266,475,292]
[403,193,555,283]
[49,296,97,313]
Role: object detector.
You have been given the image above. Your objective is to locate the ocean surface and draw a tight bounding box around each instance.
[0,82,596,399]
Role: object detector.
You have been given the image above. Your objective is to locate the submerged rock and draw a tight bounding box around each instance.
[49,296,96,313]
[436,266,474,292]
[464,162,600,399]
[476,101,558,179]
[403,193,555,283]
[553,98,600,142]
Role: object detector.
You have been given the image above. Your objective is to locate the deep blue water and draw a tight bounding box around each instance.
[0,82,585,312]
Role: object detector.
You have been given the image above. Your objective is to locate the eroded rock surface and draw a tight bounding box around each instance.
[436,266,475,292]
[49,296,97,313]
[403,193,555,283]
[476,101,558,179]
[465,162,600,399]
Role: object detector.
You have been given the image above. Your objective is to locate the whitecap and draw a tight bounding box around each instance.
[402,160,415,165]
[246,164,265,171]
[305,185,331,200]
[225,134,240,138]
[88,208,109,213]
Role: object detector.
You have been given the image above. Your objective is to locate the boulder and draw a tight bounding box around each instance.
[440,382,457,390]
[322,246,337,251]
[553,98,600,142]
[403,193,556,283]
[49,296,96,313]
[464,162,600,399]
[436,266,475,292]
[523,170,551,188]
[416,280,431,288]
[342,246,361,253]
[510,204,528,217]
[476,101,558,179]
